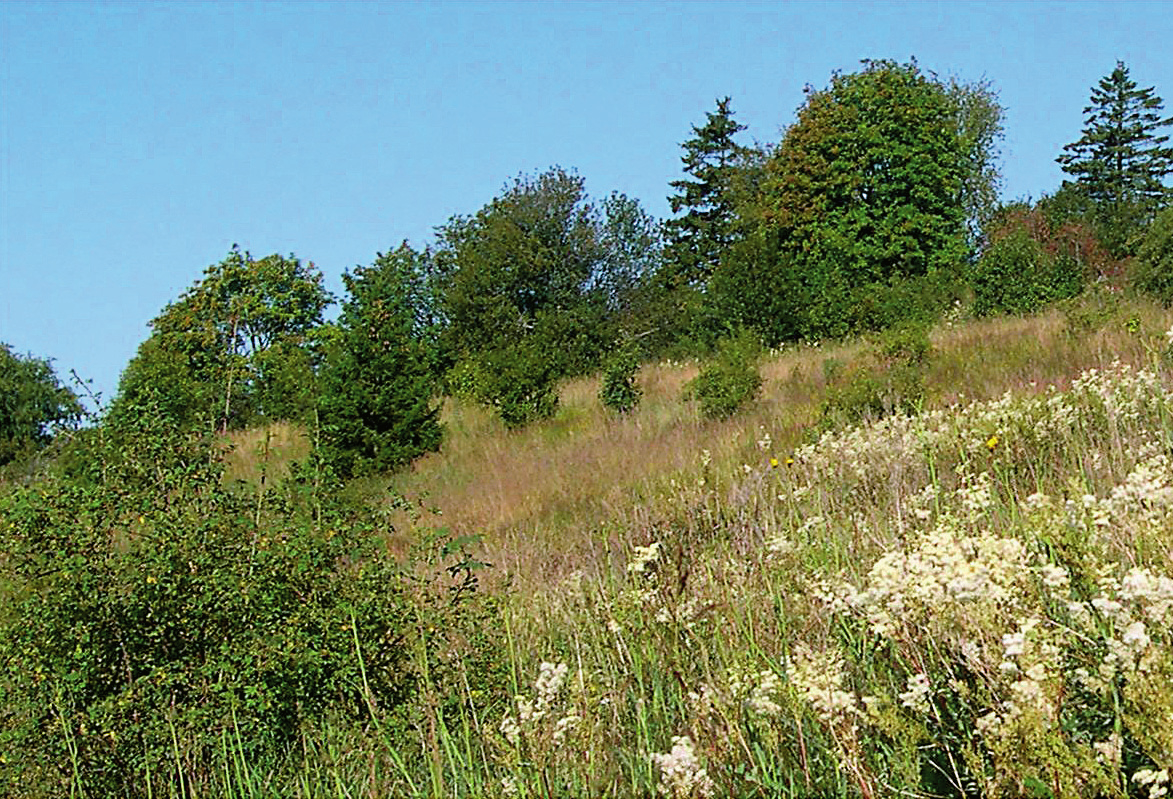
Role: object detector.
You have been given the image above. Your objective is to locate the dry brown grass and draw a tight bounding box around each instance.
[221,420,311,487]
[383,295,1173,597]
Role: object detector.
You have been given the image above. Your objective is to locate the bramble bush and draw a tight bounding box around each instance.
[599,340,642,414]
[0,400,505,797]
[685,329,762,419]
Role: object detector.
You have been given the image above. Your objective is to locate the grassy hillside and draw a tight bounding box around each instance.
[9,293,1173,797]
[386,294,1168,589]
[319,291,1171,797]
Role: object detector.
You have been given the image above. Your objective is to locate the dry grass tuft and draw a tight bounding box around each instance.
[221,420,311,487]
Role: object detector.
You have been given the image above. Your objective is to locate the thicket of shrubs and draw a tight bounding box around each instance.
[0,401,506,796]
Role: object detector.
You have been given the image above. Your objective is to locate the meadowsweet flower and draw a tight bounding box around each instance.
[500,713,521,746]
[535,661,568,704]
[651,736,715,798]
[1121,566,1173,621]
[552,714,579,743]
[1039,563,1070,590]
[748,670,783,716]
[628,542,662,574]
[787,644,857,723]
[1121,620,1151,654]
[1133,769,1170,799]
[898,673,931,714]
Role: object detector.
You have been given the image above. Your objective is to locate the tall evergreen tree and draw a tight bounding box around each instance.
[664,97,750,287]
[1057,61,1173,253]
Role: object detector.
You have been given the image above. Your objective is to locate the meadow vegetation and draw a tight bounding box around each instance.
[2,57,1172,797]
[9,295,1172,797]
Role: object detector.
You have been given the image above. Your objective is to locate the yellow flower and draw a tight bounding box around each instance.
[986,434,999,451]
[785,457,795,466]
[769,457,780,468]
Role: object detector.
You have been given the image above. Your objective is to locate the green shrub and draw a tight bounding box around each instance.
[1059,283,1124,337]
[878,323,932,367]
[819,326,931,430]
[686,329,762,419]
[1130,205,1173,305]
[476,343,561,429]
[972,225,1084,316]
[599,342,642,413]
[0,406,504,796]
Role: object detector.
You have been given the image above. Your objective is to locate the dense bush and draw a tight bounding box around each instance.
[971,225,1085,316]
[686,329,762,419]
[1130,205,1173,304]
[819,325,931,429]
[0,404,503,796]
[475,343,562,429]
[599,341,642,413]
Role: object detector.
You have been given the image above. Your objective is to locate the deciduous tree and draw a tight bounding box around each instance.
[111,247,332,432]
[717,60,986,342]
[433,167,660,424]
[0,344,82,465]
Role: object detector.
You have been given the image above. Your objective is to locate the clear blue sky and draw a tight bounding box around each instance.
[3,0,1171,405]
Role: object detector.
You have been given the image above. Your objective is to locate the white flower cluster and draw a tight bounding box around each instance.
[499,661,579,747]
[1133,768,1170,799]
[1095,454,1173,528]
[898,672,931,714]
[787,644,858,724]
[628,541,662,574]
[850,515,1029,638]
[1121,566,1173,622]
[650,736,715,799]
[784,362,1171,501]
[748,670,783,717]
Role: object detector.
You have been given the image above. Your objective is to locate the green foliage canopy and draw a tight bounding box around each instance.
[717,60,994,343]
[434,167,661,424]
[111,247,332,432]
[1131,205,1173,304]
[0,344,82,465]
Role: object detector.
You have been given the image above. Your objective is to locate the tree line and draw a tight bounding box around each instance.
[4,58,1172,477]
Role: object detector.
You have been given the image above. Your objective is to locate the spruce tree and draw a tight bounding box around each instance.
[1057,61,1173,253]
[664,97,749,287]
[318,245,443,477]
